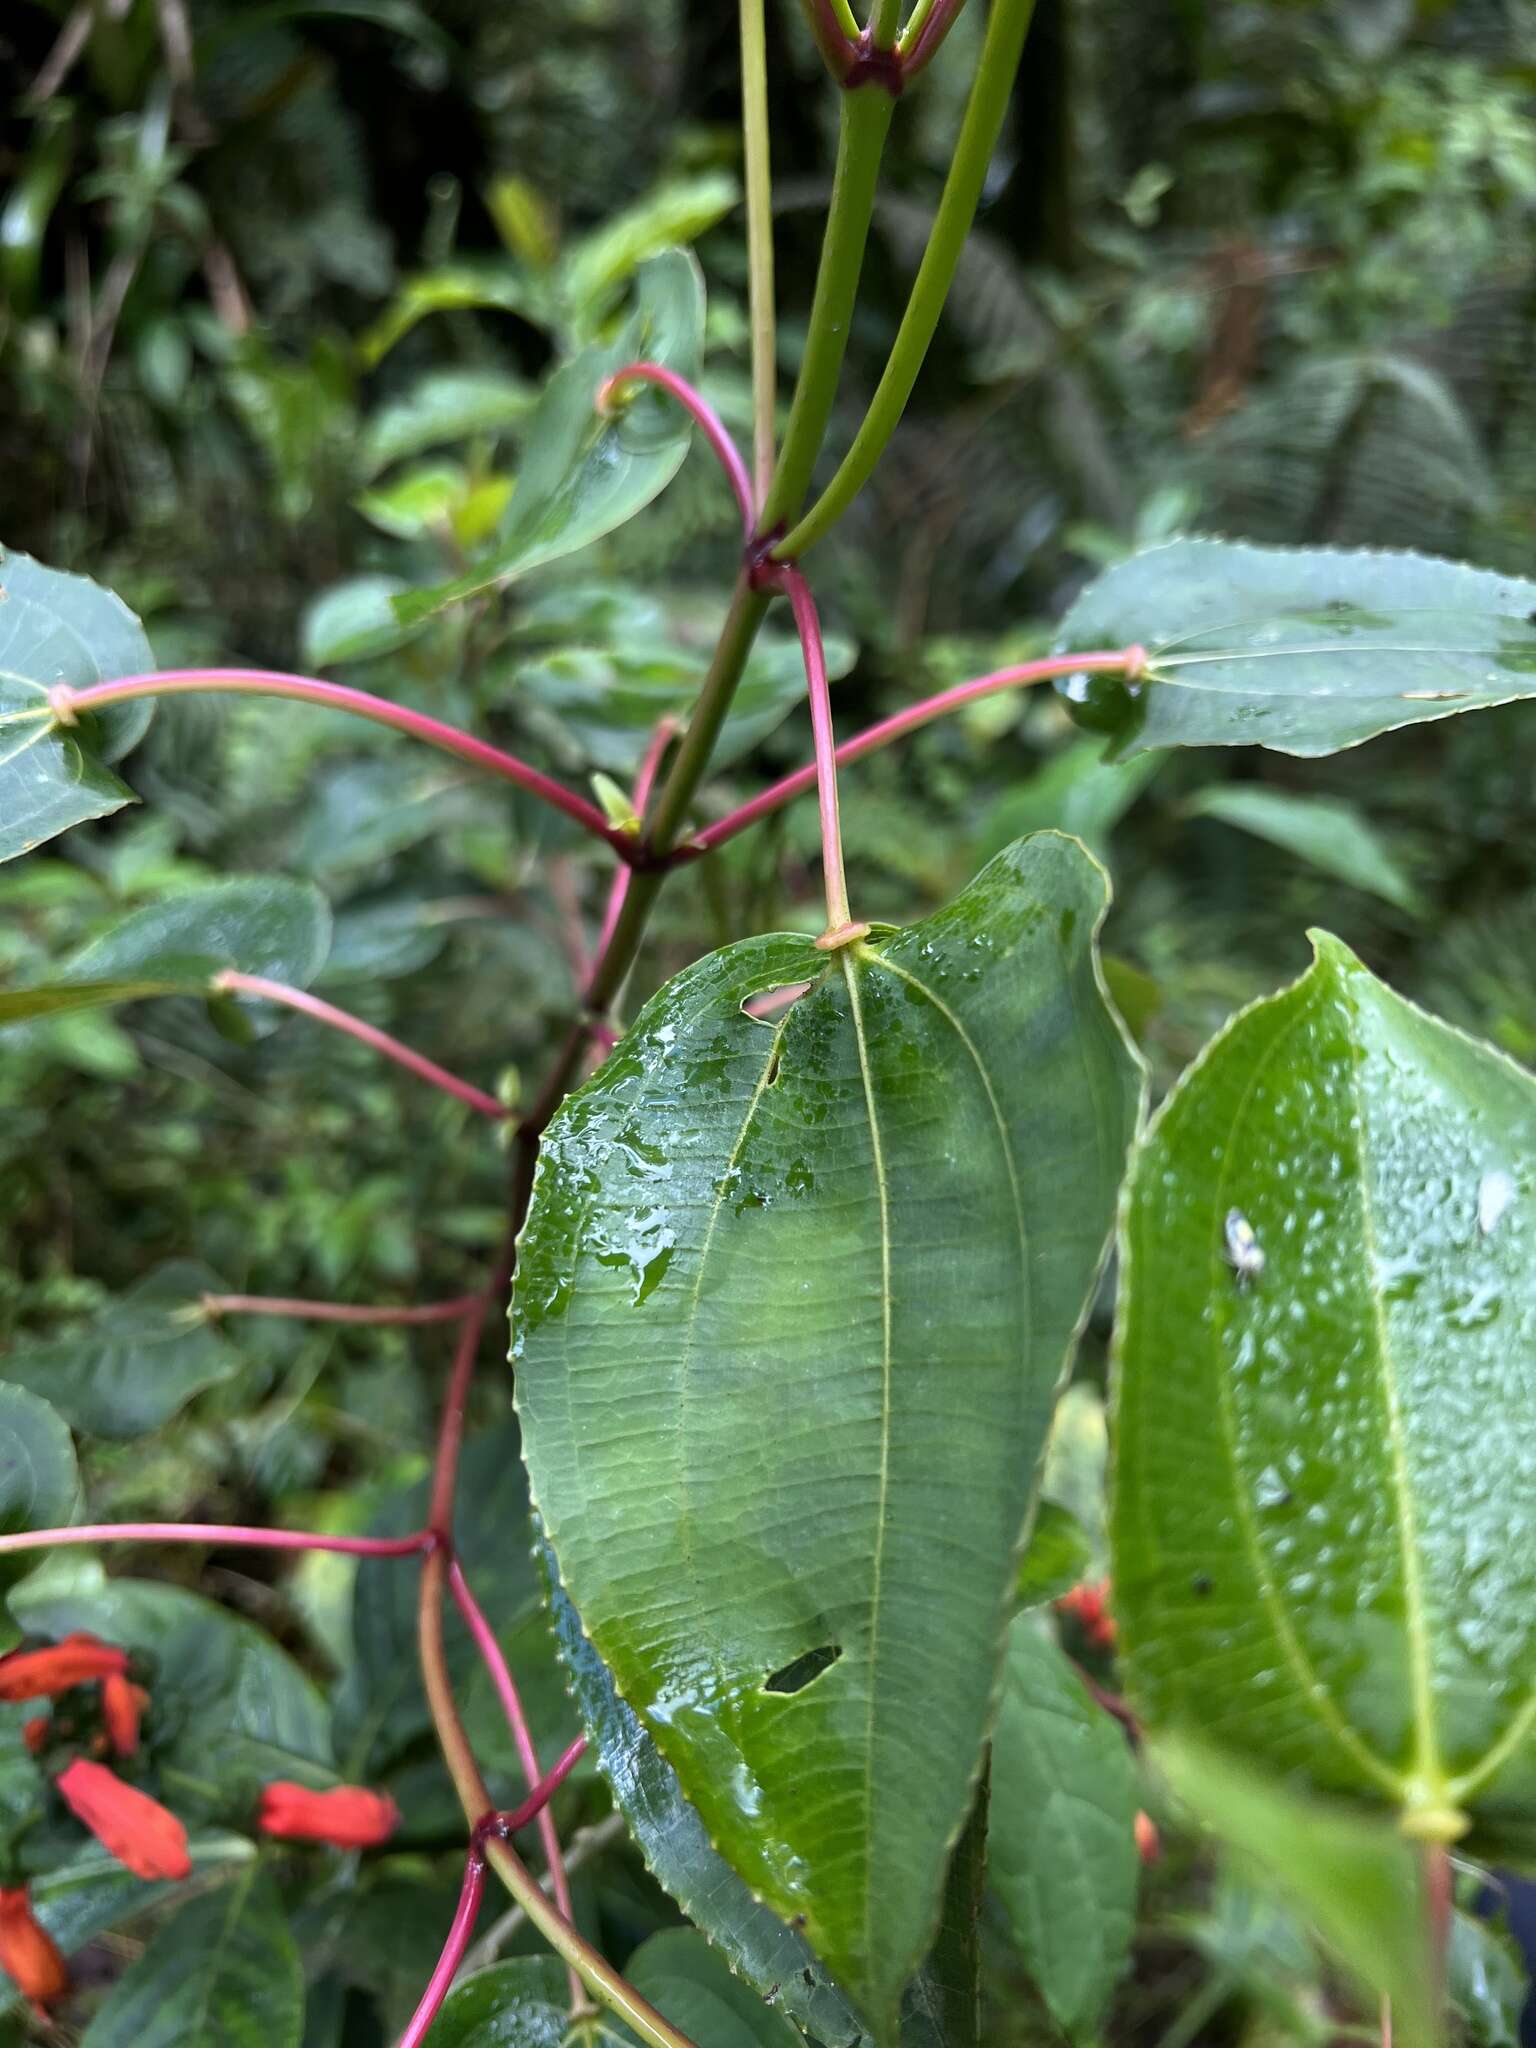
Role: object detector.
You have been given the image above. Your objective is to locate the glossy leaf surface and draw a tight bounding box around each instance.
[624,1929,806,2048]
[1154,1737,1435,2048]
[395,251,704,625]
[0,1387,79,1607]
[0,546,154,862]
[78,1865,303,2048]
[1054,539,1536,758]
[425,1957,569,2048]
[516,833,1144,2036]
[0,878,332,1025]
[3,1262,242,1439]
[989,1619,1139,2039]
[1113,935,1536,1847]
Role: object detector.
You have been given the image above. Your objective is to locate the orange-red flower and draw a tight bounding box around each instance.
[0,1633,128,1702]
[54,1758,191,1882]
[0,1887,68,2012]
[100,1675,150,1759]
[1135,1810,1161,1864]
[256,1781,400,1849]
[1055,1578,1117,1653]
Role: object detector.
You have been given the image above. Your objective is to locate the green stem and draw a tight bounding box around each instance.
[740,0,777,505]
[867,0,903,46]
[757,86,896,531]
[775,0,1038,559]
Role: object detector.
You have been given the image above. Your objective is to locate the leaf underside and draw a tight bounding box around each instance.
[1112,934,1536,1852]
[1055,538,1536,758]
[515,833,1144,2037]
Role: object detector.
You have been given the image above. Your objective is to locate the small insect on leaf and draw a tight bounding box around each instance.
[1224,1208,1265,1286]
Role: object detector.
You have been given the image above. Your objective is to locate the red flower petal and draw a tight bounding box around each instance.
[0,1634,129,1702]
[256,1781,400,1849]
[101,1675,149,1759]
[0,1887,69,2008]
[54,1758,191,1881]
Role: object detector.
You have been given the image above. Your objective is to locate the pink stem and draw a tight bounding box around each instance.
[500,1738,588,1832]
[202,1292,479,1326]
[449,1560,579,1929]
[694,646,1146,854]
[779,566,856,937]
[592,716,679,974]
[900,0,966,76]
[397,1847,487,2048]
[215,972,504,1119]
[0,1521,431,1559]
[53,670,629,855]
[597,364,757,536]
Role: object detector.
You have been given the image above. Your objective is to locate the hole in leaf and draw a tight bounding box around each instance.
[763,1643,842,1695]
[742,980,812,1025]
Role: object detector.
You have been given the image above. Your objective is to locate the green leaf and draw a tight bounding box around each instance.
[624,1929,806,2048]
[973,742,1159,865]
[0,545,155,863]
[559,174,738,326]
[358,263,541,369]
[0,1836,256,2026]
[1153,1736,1436,2048]
[360,368,535,475]
[394,251,705,626]
[3,1261,241,1439]
[79,1864,303,2048]
[516,833,1144,2037]
[0,877,332,1025]
[1449,1909,1526,2048]
[12,1563,332,1809]
[0,1388,78,1609]
[510,587,854,777]
[1014,1501,1094,1611]
[1054,539,1536,758]
[546,1569,872,2047]
[990,1620,1139,2040]
[1184,784,1423,913]
[423,1956,569,2048]
[300,574,425,667]
[1112,933,1536,1849]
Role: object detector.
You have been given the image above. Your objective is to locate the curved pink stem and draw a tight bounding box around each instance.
[500,1738,588,1832]
[598,363,757,536]
[215,972,504,1119]
[693,646,1147,854]
[449,1560,578,1929]
[778,566,857,937]
[397,1848,487,2048]
[53,670,629,855]
[592,716,679,975]
[0,1521,431,1559]
[202,1293,479,1326]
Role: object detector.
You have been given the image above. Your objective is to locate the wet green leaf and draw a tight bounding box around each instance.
[3,1262,241,1439]
[1448,1909,1526,2048]
[0,877,332,1025]
[1055,540,1536,758]
[1154,1736,1435,2048]
[624,1929,806,2048]
[990,1620,1139,2039]
[423,1956,569,2048]
[0,1388,78,1610]
[79,1864,303,2048]
[0,546,154,863]
[1113,934,1536,1850]
[516,834,1144,2037]
[394,251,704,626]
[1184,784,1423,913]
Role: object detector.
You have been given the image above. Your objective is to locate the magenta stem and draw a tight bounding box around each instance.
[778,566,856,936]
[597,364,757,536]
[397,1848,487,2048]
[694,646,1146,854]
[449,1560,579,1928]
[53,670,629,855]
[202,1292,479,1326]
[500,1739,589,1832]
[0,1521,431,1559]
[899,0,966,75]
[592,716,679,973]
[215,971,505,1119]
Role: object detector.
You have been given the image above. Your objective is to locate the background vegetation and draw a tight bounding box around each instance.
[4,0,1536,2041]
